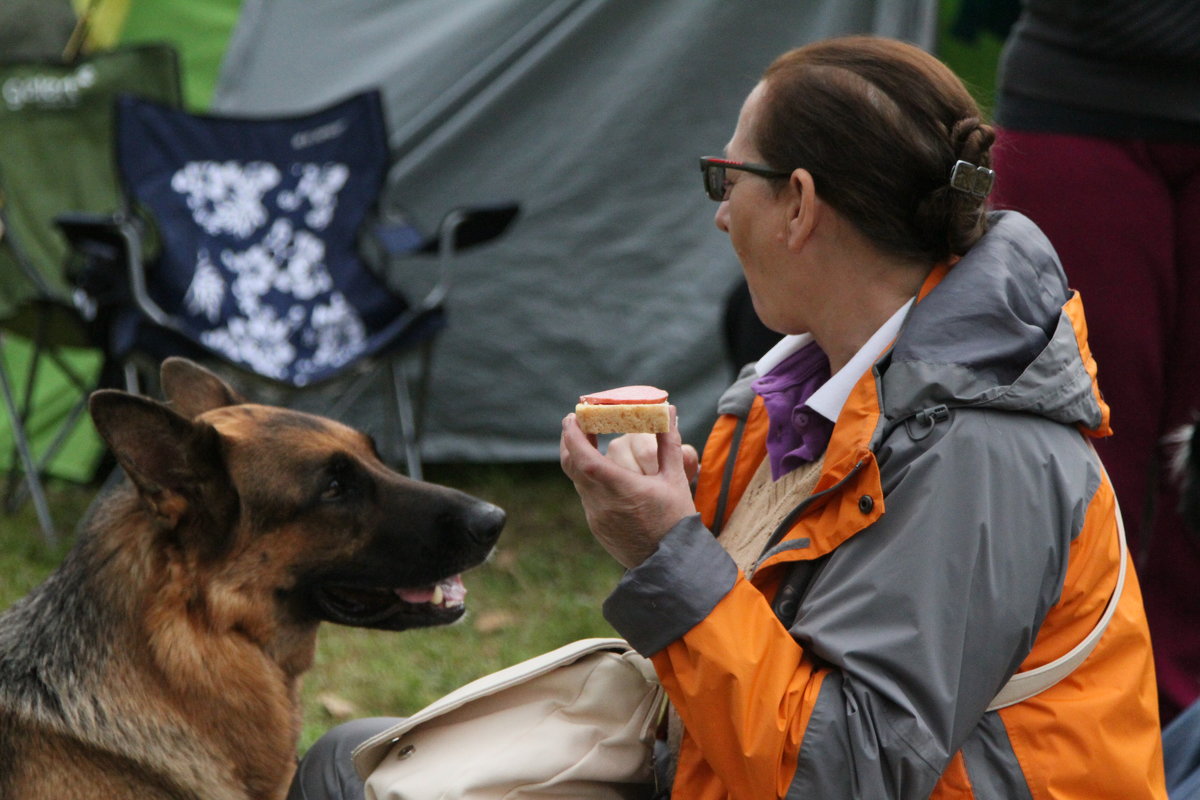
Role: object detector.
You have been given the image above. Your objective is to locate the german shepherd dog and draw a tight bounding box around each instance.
[0,357,505,799]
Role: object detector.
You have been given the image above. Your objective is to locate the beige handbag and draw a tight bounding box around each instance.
[352,638,665,800]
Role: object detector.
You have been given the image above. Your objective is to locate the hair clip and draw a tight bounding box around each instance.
[950,160,995,199]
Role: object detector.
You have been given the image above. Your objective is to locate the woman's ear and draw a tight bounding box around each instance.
[785,168,818,251]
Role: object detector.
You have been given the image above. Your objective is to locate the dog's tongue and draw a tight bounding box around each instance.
[396,575,466,606]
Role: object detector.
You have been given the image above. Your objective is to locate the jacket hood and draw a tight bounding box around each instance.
[880,210,1108,431]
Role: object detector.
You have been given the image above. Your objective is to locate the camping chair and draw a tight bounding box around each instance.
[56,90,518,481]
[0,44,182,544]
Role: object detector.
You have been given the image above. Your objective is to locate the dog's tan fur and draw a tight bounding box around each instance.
[0,358,504,799]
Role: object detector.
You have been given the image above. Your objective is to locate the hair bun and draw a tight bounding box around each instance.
[950,116,996,168]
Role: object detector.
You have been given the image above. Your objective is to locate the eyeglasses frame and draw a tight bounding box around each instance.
[699,156,793,202]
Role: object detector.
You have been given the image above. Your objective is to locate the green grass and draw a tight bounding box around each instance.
[0,462,624,752]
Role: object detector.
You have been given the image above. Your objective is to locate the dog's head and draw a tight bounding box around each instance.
[87,357,505,633]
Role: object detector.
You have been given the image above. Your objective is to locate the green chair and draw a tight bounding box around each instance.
[0,44,181,543]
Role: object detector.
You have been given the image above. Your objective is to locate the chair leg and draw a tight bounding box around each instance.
[22,345,97,492]
[388,358,423,481]
[4,395,88,513]
[3,324,44,509]
[0,338,58,546]
[123,360,141,394]
[4,330,92,511]
[327,368,375,422]
[1,319,103,516]
[411,338,436,445]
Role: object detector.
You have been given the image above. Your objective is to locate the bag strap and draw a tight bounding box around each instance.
[987,442,1127,711]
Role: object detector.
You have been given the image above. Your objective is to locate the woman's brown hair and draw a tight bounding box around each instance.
[757,36,994,262]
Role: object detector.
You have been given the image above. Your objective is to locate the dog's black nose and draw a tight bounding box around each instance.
[465,501,506,546]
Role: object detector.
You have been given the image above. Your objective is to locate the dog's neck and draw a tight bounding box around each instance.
[65,492,319,798]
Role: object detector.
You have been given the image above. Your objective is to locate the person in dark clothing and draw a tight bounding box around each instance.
[991,0,1200,724]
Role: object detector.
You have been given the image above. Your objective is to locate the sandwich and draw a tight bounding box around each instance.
[575,386,670,434]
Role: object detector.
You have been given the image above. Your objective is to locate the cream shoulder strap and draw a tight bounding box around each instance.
[987,442,1127,711]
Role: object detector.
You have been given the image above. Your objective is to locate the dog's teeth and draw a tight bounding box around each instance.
[431,585,444,606]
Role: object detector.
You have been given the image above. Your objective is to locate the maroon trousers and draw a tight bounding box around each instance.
[992,129,1200,720]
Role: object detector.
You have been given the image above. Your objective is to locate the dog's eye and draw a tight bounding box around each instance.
[320,453,359,503]
[321,477,345,501]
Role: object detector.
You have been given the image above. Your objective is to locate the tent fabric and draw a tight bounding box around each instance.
[210,0,938,462]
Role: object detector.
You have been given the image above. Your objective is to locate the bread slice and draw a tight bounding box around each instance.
[575,401,669,434]
[574,386,670,434]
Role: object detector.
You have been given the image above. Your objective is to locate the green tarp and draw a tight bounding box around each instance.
[118,0,242,110]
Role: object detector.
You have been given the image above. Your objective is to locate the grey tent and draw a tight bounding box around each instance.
[212,0,937,462]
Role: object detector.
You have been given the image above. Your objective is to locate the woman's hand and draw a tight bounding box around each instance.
[560,407,699,568]
[605,432,700,482]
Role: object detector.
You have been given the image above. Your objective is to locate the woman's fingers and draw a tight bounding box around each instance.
[627,433,662,475]
[563,409,698,485]
[655,406,684,478]
[560,409,699,568]
[605,433,656,474]
[682,444,700,483]
[561,414,631,488]
[560,414,600,481]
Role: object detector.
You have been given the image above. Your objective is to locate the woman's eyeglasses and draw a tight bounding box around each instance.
[699,156,792,202]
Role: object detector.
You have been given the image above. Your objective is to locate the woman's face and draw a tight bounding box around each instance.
[714,82,814,335]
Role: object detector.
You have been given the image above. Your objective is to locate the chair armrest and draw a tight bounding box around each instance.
[369,201,519,312]
[427,202,520,307]
[436,202,520,252]
[54,211,173,329]
[373,217,433,258]
[372,202,519,257]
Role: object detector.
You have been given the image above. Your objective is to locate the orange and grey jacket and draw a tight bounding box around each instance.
[603,212,1167,799]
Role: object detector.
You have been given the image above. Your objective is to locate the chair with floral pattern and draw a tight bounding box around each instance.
[56,89,517,480]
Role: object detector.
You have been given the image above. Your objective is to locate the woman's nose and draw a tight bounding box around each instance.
[714,201,729,233]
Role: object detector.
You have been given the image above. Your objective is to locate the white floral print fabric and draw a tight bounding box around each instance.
[174,159,366,384]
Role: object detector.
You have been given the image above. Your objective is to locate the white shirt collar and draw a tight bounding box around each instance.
[755,297,914,423]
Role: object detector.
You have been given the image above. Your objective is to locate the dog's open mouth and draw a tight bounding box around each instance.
[314,575,469,630]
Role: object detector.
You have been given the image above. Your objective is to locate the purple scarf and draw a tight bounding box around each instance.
[751,340,833,480]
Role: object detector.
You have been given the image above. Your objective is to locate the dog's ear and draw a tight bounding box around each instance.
[160,357,246,420]
[90,389,234,532]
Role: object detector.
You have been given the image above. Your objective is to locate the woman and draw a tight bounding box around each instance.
[560,36,1167,798]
